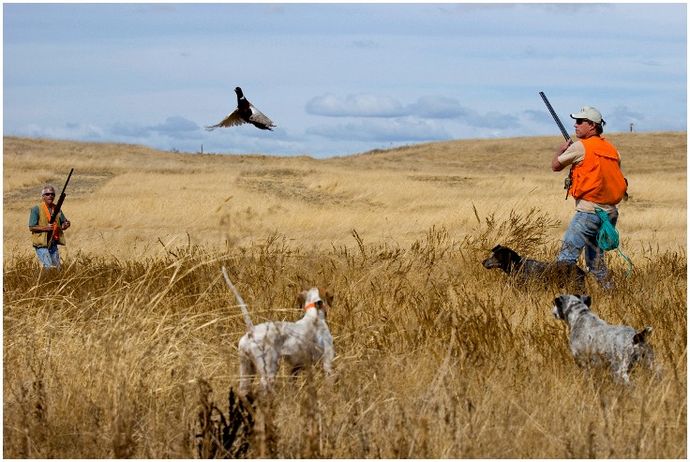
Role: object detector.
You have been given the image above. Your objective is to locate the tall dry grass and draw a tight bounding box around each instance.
[3,215,686,458]
[3,134,686,457]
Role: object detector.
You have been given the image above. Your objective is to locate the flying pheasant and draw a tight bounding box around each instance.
[206,87,276,131]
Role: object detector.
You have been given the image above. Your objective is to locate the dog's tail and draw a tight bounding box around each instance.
[222,266,254,333]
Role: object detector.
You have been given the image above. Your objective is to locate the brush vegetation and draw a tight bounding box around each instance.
[3,133,686,458]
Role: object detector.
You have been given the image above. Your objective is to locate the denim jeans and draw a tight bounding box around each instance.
[556,209,618,288]
[35,243,61,269]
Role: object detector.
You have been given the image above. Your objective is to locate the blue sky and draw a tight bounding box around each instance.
[3,2,687,158]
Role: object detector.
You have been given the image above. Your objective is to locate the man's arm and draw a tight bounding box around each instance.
[552,140,584,172]
[28,206,49,233]
[552,140,572,172]
[552,153,565,171]
[29,224,54,233]
[28,207,69,232]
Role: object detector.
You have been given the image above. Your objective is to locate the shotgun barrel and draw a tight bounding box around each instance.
[49,168,74,224]
[538,92,572,199]
[539,91,571,142]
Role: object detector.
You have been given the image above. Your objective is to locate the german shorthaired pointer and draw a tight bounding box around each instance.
[552,294,656,384]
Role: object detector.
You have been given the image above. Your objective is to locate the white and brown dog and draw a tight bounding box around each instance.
[552,294,656,384]
[222,268,334,397]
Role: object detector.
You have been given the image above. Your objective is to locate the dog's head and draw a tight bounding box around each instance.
[482,244,521,271]
[297,287,334,316]
[632,326,656,371]
[552,294,591,321]
[633,326,652,345]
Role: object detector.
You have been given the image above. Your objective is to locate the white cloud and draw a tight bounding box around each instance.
[410,96,469,119]
[306,93,407,118]
[149,116,201,139]
[305,93,518,131]
[17,122,105,141]
[111,122,151,138]
[109,116,201,140]
[306,117,450,142]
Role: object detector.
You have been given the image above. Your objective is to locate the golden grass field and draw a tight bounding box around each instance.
[3,132,687,458]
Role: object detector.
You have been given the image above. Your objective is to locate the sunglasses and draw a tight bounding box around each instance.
[43,192,55,197]
[575,118,590,125]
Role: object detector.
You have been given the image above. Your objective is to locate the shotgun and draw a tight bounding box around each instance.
[539,92,572,199]
[50,168,74,224]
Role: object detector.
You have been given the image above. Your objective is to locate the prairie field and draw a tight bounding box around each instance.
[3,132,687,458]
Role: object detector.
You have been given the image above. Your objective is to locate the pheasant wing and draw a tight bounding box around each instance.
[247,104,276,130]
[205,109,246,131]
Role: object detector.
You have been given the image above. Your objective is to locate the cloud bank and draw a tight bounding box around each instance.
[4,3,686,157]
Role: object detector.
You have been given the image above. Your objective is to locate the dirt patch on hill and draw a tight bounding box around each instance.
[236,167,381,208]
[4,171,114,209]
[408,174,474,186]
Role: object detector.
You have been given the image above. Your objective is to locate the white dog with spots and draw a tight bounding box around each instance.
[222,267,334,397]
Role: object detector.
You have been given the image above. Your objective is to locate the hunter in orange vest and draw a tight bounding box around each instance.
[28,184,71,268]
[551,106,627,289]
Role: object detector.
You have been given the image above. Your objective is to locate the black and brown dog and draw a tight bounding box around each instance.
[482,244,586,291]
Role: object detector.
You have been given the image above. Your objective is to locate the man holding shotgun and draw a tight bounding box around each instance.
[28,183,72,269]
[551,105,627,289]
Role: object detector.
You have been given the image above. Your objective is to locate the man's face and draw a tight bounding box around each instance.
[42,190,56,205]
[574,118,597,139]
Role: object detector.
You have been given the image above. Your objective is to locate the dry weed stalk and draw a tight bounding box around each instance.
[299,367,321,458]
[194,378,255,458]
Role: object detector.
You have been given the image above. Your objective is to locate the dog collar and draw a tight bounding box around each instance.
[304,302,317,311]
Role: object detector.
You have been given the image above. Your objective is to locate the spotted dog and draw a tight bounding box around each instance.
[222,268,334,397]
[552,294,656,383]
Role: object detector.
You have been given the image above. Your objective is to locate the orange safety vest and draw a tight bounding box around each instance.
[569,136,627,205]
[31,202,66,248]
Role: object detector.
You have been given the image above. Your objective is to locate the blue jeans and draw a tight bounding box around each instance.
[35,243,61,269]
[556,210,618,288]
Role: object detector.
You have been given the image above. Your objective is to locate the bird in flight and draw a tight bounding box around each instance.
[206,87,276,131]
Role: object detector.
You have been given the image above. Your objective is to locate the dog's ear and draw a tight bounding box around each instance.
[633,326,652,345]
[553,296,565,319]
[507,247,521,263]
[491,244,502,252]
[320,288,334,307]
[297,290,308,308]
[580,295,592,307]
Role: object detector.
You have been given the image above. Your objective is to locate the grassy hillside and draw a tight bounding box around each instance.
[3,132,686,258]
[3,133,686,458]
